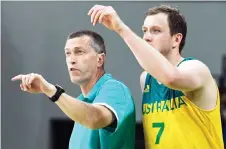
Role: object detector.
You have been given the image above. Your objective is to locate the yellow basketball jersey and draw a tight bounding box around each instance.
[142,58,224,149]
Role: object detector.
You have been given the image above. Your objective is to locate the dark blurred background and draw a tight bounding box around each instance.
[2,1,226,149]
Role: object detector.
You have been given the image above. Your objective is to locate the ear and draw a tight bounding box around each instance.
[172,33,183,49]
[97,53,105,68]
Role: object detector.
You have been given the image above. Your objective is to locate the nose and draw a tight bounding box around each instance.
[71,61,76,65]
[67,56,77,65]
[143,33,153,43]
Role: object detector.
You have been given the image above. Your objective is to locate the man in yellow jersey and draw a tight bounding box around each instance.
[87,4,224,149]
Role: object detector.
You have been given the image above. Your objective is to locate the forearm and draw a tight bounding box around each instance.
[44,85,103,129]
[57,94,102,128]
[116,23,176,84]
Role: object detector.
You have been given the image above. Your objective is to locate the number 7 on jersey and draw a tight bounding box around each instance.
[152,122,165,144]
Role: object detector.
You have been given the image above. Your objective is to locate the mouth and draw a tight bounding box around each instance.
[145,40,152,45]
[70,68,79,72]
[146,41,154,47]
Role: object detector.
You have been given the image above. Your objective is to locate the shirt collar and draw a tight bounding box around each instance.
[78,73,112,103]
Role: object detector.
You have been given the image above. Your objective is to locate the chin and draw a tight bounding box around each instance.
[71,80,79,85]
[71,77,86,85]
[70,76,80,84]
[71,80,81,85]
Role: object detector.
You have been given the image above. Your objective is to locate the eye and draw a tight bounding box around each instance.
[152,29,161,34]
[142,29,147,33]
[65,51,71,56]
[74,50,84,55]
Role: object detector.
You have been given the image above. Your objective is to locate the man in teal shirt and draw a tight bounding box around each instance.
[12,30,135,149]
[70,73,135,149]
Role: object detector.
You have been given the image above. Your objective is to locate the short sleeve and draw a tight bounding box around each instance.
[92,80,134,133]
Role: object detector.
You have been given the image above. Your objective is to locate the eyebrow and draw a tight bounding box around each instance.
[64,47,83,51]
[142,25,161,29]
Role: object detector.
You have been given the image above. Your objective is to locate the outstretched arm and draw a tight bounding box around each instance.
[11,73,115,129]
[88,5,213,92]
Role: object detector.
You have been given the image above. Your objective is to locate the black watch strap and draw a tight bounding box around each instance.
[49,85,65,102]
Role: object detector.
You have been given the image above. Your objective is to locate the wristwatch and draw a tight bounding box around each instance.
[48,84,65,102]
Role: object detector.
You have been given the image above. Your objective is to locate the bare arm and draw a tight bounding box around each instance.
[45,85,115,129]
[117,24,212,92]
[11,74,115,130]
[88,5,213,92]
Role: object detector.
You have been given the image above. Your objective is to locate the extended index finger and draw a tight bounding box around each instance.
[11,74,23,81]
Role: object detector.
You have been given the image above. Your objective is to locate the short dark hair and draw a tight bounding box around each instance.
[146,5,187,53]
[67,30,106,55]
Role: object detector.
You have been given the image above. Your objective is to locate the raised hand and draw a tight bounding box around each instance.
[88,5,124,32]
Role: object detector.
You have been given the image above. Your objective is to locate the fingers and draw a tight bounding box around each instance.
[12,73,39,92]
[88,4,102,16]
[20,84,24,91]
[99,11,106,24]
[88,5,108,26]
[28,73,36,85]
[87,5,95,16]
[27,73,35,89]
[93,9,104,25]
[22,75,29,91]
[90,5,104,25]
[11,74,23,81]
[99,6,112,24]
[11,74,29,91]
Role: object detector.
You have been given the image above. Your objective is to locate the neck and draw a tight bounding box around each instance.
[165,50,183,67]
[80,70,105,96]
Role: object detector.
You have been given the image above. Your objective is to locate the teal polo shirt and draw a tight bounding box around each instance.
[69,73,136,149]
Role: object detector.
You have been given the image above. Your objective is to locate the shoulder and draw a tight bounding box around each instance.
[178,59,208,69]
[96,78,134,103]
[179,59,215,91]
[100,78,131,94]
[178,59,212,79]
[179,59,217,109]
